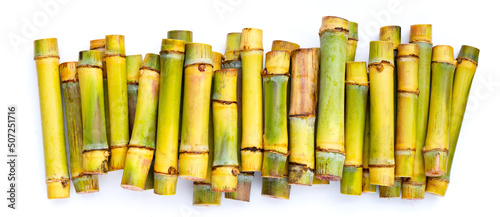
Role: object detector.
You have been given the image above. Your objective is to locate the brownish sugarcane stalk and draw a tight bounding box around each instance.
[105,35,129,171]
[34,38,70,198]
[426,45,480,196]
[60,62,99,194]
[121,54,160,191]
[126,54,143,135]
[154,39,186,195]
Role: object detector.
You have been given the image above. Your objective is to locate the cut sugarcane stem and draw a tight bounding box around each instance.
[271,40,300,52]
[144,158,155,190]
[368,41,395,186]
[262,50,290,178]
[395,44,419,178]
[126,54,143,136]
[347,21,358,62]
[262,177,291,200]
[60,62,99,194]
[379,178,402,198]
[402,24,432,199]
[77,50,110,175]
[193,184,222,206]
[288,48,319,186]
[179,43,213,181]
[362,104,376,193]
[211,68,239,192]
[423,45,456,177]
[316,16,349,181]
[105,35,129,171]
[154,39,186,195]
[341,61,368,195]
[121,54,160,191]
[168,30,193,43]
[426,45,479,196]
[240,28,264,172]
[34,38,70,199]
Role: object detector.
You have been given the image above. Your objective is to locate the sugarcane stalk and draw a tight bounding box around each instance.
[394,44,419,178]
[121,54,160,191]
[77,50,110,175]
[316,16,349,181]
[34,38,70,199]
[211,68,239,192]
[168,30,193,43]
[422,45,456,177]
[126,54,143,135]
[240,28,264,172]
[402,24,432,199]
[271,40,300,52]
[341,62,369,195]
[193,51,222,206]
[154,39,186,195]
[178,43,213,181]
[379,178,401,198]
[368,41,395,186]
[288,48,319,186]
[105,35,129,171]
[60,62,99,194]
[90,39,111,150]
[426,45,479,196]
[144,158,155,190]
[347,21,358,62]
[362,105,376,193]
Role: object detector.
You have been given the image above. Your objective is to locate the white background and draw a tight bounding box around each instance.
[1,0,499,216]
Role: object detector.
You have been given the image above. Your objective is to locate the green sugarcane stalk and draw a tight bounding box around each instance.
[154,39,186,195]
[379,178,401,198]
[121,54,160,191]
[422,45,456,177]
[402,24,432,199]
[34,38,70,199]
[168,30,193,43]
[347,21,358,62]
[362,104,376,193]
[341,62,369,195]
[126,55,143,136]
[78,50,109,175]
[316,16,349,181]
[426,45,479,196]
[60,62,99,194]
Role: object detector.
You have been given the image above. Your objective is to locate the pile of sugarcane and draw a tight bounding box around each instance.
[34,16,479,203]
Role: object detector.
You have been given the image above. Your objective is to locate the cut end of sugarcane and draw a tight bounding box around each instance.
[224,32,242,62]
[319,16,348,35]
[105,35,125,55]
[82,149,109,175]
[142,53,161,71]
[126,54,143,84]
[212,51,223,71]
[34,38,59,59]
[402,181,426,200]
[90,39,105,50]
[271,40,300,52]
[178,152,209,181]
[161,39,186,54]
[241,150,263,172]
[167,30,193,43]
[264,50,291,75]
[60,62,78,82]
[340,167,363,196]
[73,174,99,194]
[348,22,358,41]
[423,150,448,177]
[240,28,263,51]
[458,45,480,63]
[345,61,368,85]
[315,151,345,181]
[46,178,70,199]
[362,169,377,193]
[154,173,178,195]
[425,177,448,197]
[288,164,314,186]
[225,173,253,202]
[78,50,103,68]
[432,45,455,65]
[395,150,415,178]
[108,146,128,171]
[368,41,394,65]
[211,166,239,192]
[379,26,401,49]
[379,178,402,198]
[184,43,213,67]
[262,151,288,178]
[193,183,222,206]
[261,177,291,200]
[369,166,395,186]
[410,24,432,43]
[121,147,154,191]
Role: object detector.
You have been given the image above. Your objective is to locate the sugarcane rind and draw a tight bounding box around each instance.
[315,151,345,181]
[46,178,70,199]
[154,173,178,195]
[211,166,239,192]
[425,177,448,196]
[340,167,363,195]
[261,177,291,200]
[401,182,426,200]
[369,167,395,186]
[288,164,314,186]
[262,151,288,178]
[193,184,222,206]
[73,174,99,194]
[423,150,448,177]
[379,179,402,198]
[224,173,253,202]
[82,150,109,175]
[121,147,154,191]
[178,152,209,181]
